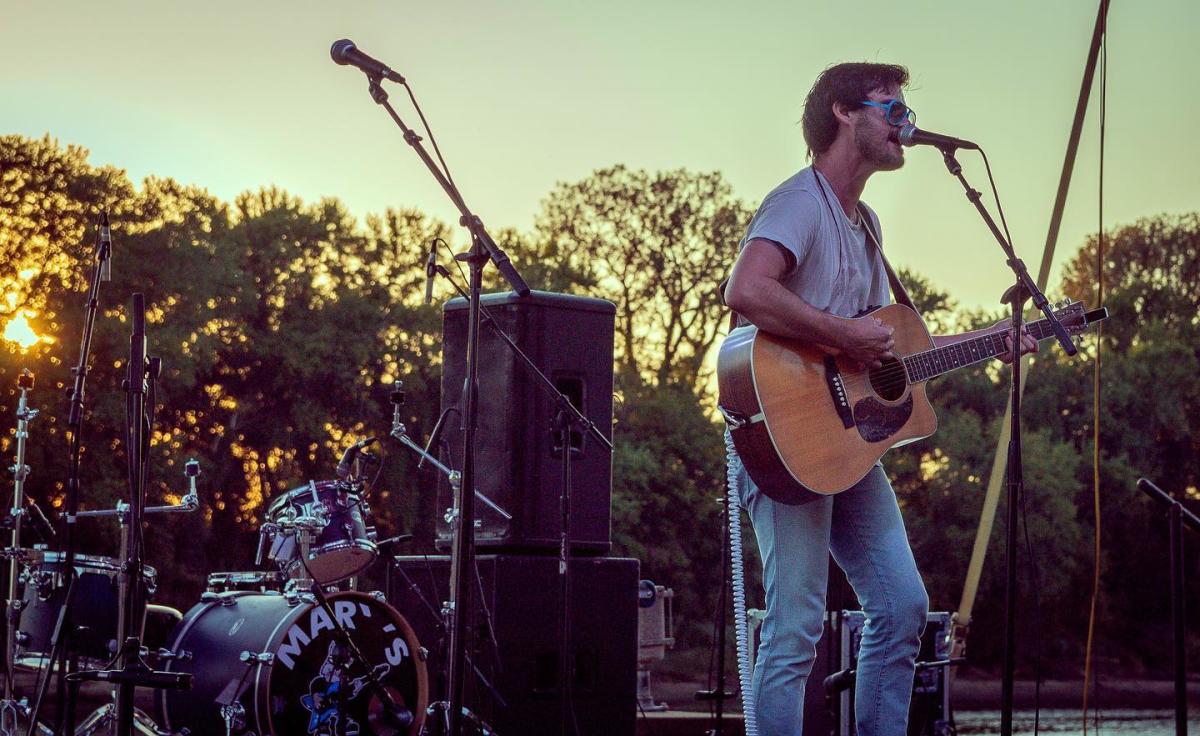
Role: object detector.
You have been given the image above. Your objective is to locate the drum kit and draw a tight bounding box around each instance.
[1,229,497,735]
[1,365,437,736]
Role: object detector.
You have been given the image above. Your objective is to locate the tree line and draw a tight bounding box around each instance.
[0,133,1196,676]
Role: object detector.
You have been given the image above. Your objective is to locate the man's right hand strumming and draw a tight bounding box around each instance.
[838,315,895,370]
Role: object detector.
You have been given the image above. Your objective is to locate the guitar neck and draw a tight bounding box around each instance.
[902,313,1072,383]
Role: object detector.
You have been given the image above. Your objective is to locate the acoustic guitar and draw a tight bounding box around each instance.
[717,300,1108,503]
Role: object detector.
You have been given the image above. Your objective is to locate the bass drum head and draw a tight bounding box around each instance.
[159,591,426,736]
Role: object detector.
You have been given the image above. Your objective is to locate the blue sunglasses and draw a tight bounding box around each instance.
[860,99,916,127]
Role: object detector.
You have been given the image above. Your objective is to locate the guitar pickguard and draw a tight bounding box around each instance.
[853,393,913,443]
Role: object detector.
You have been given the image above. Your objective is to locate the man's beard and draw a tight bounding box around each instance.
[856,126,905,171]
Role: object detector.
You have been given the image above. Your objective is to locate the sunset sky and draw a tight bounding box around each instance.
[5,1,1197,312]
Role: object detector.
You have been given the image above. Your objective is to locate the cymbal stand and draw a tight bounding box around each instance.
[1,370,38,736]
[69,459,200,734]
[76,459,200,641]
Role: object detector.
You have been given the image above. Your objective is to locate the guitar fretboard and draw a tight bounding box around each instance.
[902,316,1062,383]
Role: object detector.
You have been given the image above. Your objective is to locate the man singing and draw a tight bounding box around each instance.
[722,62,1035,734]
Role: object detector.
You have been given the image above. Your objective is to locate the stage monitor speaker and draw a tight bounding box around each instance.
[389,554,639,736]
[437,291,615,554]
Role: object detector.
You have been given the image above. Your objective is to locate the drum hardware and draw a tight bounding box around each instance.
[261,480,377,586]
[73,457,202,521]
[2,369,38,736]
[72,701,172,736]
[238,651,274,665]
[388,383,511,525]
[219,701,247,736]
[423,702,497,736]
[389,380,511,736]
[59,295,194,736]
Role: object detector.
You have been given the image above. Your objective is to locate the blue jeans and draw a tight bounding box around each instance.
[738,463,929,736]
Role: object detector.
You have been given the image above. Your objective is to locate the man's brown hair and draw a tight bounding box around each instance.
[802,62,910,157]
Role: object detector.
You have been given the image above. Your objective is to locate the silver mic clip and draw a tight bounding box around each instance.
[99,213,113,282]
[389,380,406,437]
[181,458,200,511]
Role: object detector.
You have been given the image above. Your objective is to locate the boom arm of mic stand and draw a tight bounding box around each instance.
[939,148,1076,355]
[361,75,529,297]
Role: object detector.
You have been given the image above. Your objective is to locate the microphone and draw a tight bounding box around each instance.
[336,436,377,479]
[330,39,406,84]
[25,498,56,542]
[424,239,437,305]
[894,123,978,151]
[99,211,112,282]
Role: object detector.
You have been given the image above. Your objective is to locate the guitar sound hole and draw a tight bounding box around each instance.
[869,358,908,402]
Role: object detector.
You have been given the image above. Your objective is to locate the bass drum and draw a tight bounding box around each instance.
[158,591,427,736]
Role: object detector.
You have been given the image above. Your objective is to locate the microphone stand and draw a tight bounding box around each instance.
[935,147,1077,736]
[354,70,529,736]
[28,213,112,735]
[64,295,191,736]
[427,261,614,735]
[1138,478,1199,736]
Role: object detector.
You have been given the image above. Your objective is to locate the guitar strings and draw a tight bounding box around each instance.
[850,311,1076,390]
[856,338,1004,387]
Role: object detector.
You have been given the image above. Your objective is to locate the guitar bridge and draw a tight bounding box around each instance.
[823,356,855,429]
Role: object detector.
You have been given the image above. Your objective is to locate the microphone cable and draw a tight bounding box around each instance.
[400,82,457,192]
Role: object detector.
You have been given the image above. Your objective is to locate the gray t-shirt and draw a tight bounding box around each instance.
[738,166,891,321]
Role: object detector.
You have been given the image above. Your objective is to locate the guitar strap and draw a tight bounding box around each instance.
[856,201,920,317]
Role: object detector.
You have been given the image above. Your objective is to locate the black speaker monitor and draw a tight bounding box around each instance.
[438,291,615,553]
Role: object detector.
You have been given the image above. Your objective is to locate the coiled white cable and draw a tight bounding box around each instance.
[725,429,758,736]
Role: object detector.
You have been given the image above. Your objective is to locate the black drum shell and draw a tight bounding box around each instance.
[158,591,426,736]
[17,552,156,667]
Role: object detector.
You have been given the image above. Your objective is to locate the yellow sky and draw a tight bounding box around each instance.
[4,1,1197,312]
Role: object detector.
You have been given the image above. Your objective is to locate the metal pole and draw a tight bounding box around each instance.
[1169,503,1186,736]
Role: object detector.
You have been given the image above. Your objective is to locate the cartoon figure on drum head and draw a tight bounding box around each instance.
[300,641,392,735]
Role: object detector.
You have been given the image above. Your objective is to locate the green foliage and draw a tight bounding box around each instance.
[610,379,727,644]
[531,165,753,387]
[0,134,1196,675]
